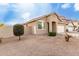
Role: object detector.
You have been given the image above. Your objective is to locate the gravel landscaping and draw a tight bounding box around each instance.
[0,34,79,56]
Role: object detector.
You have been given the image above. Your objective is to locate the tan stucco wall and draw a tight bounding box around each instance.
[35,17,48,34]
[27,21,37,27]
[47,14,59,33]
[26,17,47,35]
[47,14,65,34]
[24,26,32,35]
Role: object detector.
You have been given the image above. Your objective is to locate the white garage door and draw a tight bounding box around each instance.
[57,25,64,34]
[67,26,74,32]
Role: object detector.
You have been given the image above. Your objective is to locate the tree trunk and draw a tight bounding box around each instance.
[19,36,21,40]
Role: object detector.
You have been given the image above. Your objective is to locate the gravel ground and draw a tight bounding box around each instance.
[0,34,79,56]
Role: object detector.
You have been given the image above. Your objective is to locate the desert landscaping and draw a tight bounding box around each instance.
[0,32,78,56]
[0,26,79,56]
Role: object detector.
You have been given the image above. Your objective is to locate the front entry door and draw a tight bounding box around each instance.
[52,22,56,32]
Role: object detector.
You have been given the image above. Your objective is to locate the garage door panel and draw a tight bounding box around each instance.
[57,25,64,33]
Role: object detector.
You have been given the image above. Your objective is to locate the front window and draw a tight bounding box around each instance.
[37,21,45,29]
[38,22,42,29]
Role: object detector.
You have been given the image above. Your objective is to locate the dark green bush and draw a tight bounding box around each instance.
[48,32,56,36]
[13,24,24,40]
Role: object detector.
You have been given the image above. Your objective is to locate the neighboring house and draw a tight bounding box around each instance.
[24,13,67,35]
[65,20,74,32]
[65,20,79,32]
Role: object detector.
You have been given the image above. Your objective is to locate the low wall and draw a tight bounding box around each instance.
[0,26,14,38]
[0,26,32,38]
[68,32,79,37]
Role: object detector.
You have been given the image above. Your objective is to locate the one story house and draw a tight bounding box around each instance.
[65,20,74,32]
[24,13,67,35]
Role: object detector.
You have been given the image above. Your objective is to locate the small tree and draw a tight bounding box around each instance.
[13,24,24,40]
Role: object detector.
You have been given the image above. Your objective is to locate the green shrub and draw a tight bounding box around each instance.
[48,32,56,36]
[13,24,24,40]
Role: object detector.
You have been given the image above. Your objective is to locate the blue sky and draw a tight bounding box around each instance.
[0,3,79,25]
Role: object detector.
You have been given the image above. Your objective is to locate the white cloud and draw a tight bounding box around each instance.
[14,3,52,22]
[2,3,52,25]
[0,3,9,6]
[74,3,79,11]
[62,3,79,11]
[21,12,30,19]
[61,3,71,9]
[16,3,35,13]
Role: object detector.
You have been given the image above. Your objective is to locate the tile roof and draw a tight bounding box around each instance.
[24,12,77,25]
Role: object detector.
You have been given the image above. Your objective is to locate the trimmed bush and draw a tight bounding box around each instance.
[13,24,24,40]
[48,32,56,36]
